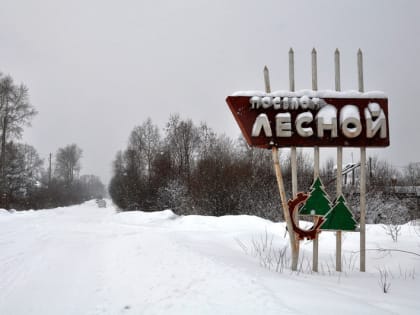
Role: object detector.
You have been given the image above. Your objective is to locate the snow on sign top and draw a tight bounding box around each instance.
[232,89,387,99]
[226,90,390,148]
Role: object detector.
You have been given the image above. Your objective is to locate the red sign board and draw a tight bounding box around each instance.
[226,94,389,148]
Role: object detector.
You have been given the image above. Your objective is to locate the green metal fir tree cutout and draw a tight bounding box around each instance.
[299,177,331,216]
[321,194,358,231]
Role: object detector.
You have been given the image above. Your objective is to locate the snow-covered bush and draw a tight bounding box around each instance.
[156,179,192,215]
[348,191,415,224]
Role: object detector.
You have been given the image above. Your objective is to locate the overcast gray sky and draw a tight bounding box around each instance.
[1,0,419,184]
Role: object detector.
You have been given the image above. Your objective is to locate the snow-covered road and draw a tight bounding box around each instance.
[0,201,419,314]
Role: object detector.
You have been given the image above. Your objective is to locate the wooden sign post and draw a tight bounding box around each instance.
[264,66,299,271]
[226,49,389,272]
[289,49,300,264]
[312,48,320,272]
[358,49,367,272]
[335,48,343,272]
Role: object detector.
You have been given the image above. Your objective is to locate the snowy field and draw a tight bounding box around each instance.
[0,201,419,315]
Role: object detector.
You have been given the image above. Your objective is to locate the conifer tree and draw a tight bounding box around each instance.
[299,177,331,216]
[321,195,358,231]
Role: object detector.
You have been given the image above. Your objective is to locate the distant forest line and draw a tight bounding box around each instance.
[109,114,419,224]
[0,72,105,210]
[1,71,418,224]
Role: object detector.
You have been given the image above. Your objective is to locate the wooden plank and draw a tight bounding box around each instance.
[289,49,298,199]
[336,146,343,272]
[265,66,298,271]
[264,65,271,93]
[272,147,298,271]
[289,48,295,92]
[358,49,366,272]
[360,147,367,269]
[335,48,341,91]
[291,147,298,202]
[312,48,319,273]
[289,49,300,260]
[312,48,318,92]
[335,48,342,272]
[314,146,320,178]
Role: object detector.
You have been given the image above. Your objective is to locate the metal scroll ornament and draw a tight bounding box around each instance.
[288,192,324,241]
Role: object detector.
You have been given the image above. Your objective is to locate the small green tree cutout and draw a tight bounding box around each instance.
[299,177,331,216]
[321,195,358,231]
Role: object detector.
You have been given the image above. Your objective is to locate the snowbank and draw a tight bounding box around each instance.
[0,203,419,315]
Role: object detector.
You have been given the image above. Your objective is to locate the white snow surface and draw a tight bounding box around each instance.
[0,201,419,315]
[232,89,387,98]
[368,102,382,117]
[340,105,360,121]
[316,105,337,123]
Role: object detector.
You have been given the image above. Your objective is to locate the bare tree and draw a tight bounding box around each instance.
[196,122,217,160]
[368,156,401,189]
[404,162,420,187]
[296,150,313,191]
[165,114,200,182]
[128,118,160,184]
[55,144,83,185]
[320,157,335,192]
